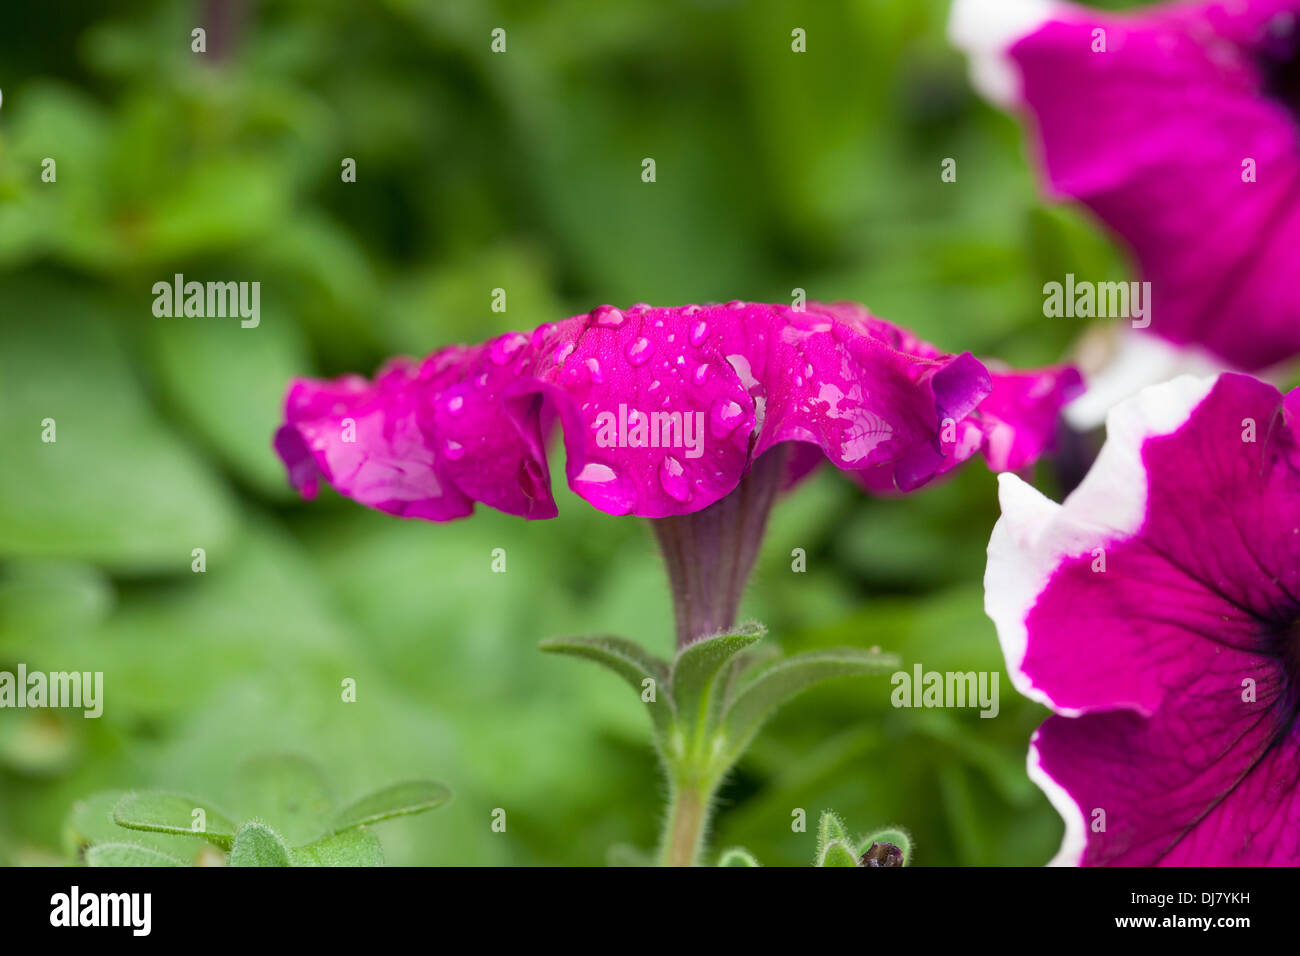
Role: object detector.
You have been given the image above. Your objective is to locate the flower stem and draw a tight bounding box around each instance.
[660,778,716,867]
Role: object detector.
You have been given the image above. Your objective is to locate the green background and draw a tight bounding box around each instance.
[0,0,1132,865]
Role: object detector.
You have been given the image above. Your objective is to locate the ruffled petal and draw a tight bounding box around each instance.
[986,372,1300,864]
[275,360,477,521]
[276,302,1073,520]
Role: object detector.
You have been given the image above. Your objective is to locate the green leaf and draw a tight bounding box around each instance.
[291,827,384,866]
[670,623,765,736]
[719,647,899,762]
[0,286,236,572]
[818,840,860,868]
[716,847,761,867]
[540,635,673,735]
[86,843,186,867]
[330,780,451,833]
[146,310,309,497]
[113,792,238,849]
[229,822,292,867]
[858,828,912,867]
[235,754,335,846]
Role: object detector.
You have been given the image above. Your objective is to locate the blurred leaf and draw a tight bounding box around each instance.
[330,780,451,833]
[0,284,236,571]
[234,754,335,846]
[146,307,309,497]
[86,842,185,867]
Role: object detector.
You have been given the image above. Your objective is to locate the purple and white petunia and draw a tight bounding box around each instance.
[275,300,1079,522]
[950,0,1300,421]
[987,372,1300,865]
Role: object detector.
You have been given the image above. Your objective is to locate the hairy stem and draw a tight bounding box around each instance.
[660,777,716,867]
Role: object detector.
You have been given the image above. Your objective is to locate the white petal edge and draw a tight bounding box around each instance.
[984,373,1218,715]
[1065,330,1227,430]
[947,0,1061,108]
[1028,730,1086,866]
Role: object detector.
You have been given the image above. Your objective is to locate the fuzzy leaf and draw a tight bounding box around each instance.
[670,623,765,735]
[819,840,860,867]
[817,810,849,856]
[292,827,384,866]
[540,635,673,735]
[229,822,292,867]
[719,648,898,761]
[331,780,451,833]
[235,754,335,845]
[113,792,238,848]
[716,847,761,867]
[85,842,186,867]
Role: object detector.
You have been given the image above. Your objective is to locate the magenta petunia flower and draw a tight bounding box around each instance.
[277,300,1078,644]
[986,372,1300,865]
[950,0,1300,417]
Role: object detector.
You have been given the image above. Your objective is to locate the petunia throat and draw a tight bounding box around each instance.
[1260,16,1300,117]
[650,445,787,650]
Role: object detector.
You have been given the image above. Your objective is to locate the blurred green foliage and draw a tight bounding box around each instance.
[0,0,1129,865]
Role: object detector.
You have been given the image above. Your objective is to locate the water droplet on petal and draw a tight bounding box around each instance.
[625,337,653,366]
[591,304,626,328]
[649,379,662,392]
[445,394,465,416]
[709,397,745,438]
[658,455,691,503]
[530,323,555,347]
[726,299,746,310]
[553,341,576,365]
[689,320,709,346]
[586,357,605,384]
[474,373,489,389]
[443,439,465,460]
[693,363,710,385]
[573,461,636,514]
[490,333,528,365]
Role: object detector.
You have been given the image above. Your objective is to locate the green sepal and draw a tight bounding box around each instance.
[817,810,850,857]
[716,846,761,867]
[818,840,860,867]
[669,622,765,736]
